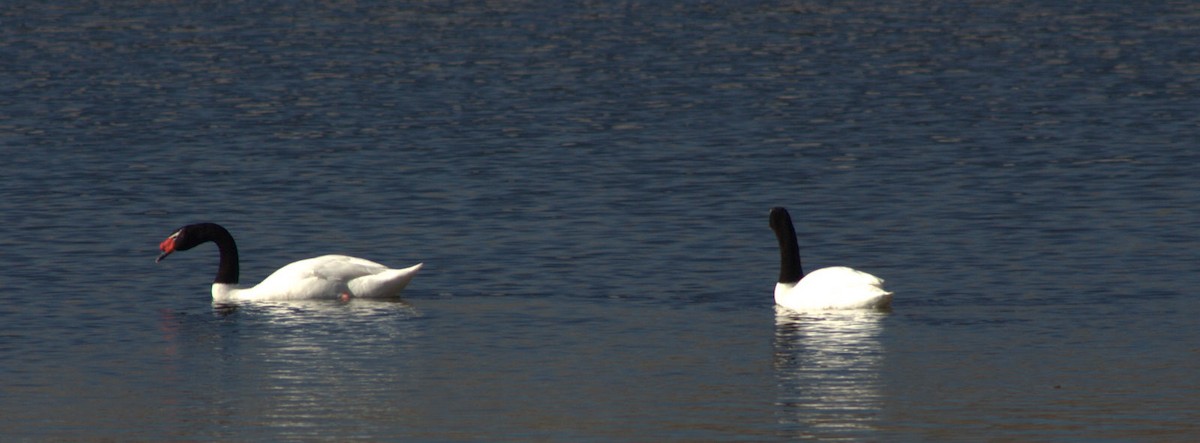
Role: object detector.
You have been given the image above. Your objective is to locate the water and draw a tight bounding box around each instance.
[2,0,1198,440]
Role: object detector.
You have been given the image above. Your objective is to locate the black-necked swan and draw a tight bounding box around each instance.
[156,223,422,302]
[769,207,892,311]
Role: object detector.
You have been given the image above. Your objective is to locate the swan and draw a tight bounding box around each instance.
[769,207,892,311]
[156,222,422,302]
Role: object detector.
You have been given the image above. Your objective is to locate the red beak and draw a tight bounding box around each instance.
[156,235,176,263]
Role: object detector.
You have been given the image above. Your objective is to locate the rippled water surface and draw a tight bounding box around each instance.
[2,1,1199,440]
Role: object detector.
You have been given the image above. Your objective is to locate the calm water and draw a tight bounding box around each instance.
[3,0,1199,440]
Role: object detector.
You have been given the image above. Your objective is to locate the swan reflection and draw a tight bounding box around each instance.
[773,306,887,438]
[224,298,423,355]
[213,298,418,321]
[161,299,423,437]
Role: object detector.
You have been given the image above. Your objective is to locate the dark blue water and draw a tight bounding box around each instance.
[3,1,1198,440]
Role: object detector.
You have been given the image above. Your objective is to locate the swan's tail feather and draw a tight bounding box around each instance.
[349,263,423,297]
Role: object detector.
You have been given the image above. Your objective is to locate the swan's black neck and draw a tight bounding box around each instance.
[182,223,240,284]
[210,226,240,285]
[769,207,804,284]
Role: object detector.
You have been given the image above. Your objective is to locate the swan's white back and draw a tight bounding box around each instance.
[212,255,423,302]
[775,266,893,311]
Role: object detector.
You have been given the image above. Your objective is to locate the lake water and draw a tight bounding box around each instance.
[2,0,1198,440]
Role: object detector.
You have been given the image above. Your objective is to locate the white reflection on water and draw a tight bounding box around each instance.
[773,306,887,439]
[159,299,424,439]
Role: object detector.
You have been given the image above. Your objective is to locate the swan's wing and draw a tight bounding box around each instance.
[307,255,391,281]
[347,263,423,297]
[808,266,886,287]
[242,255,382,299]
[254,255,381,284]
[294,255,421,298]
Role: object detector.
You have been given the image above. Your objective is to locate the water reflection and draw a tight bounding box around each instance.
[212,298,418,321]
[773,306,887,439]
[158,299,424,439]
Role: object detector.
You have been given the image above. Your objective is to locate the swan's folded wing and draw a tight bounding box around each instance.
[306,255,391,281]
[347,263,423,297]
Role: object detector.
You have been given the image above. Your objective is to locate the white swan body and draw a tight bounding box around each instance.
[770,207,892,311]
[157,223,422,302]
[774,266,892,311]
[212,257,423,302]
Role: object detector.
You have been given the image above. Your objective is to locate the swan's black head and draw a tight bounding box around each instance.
[769,207,794,233]
[156,223,228,262]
